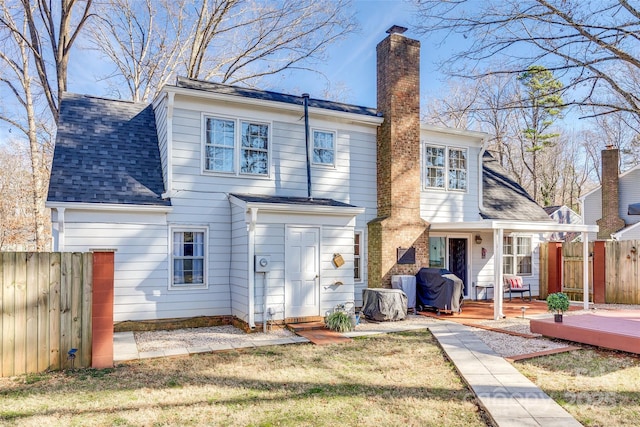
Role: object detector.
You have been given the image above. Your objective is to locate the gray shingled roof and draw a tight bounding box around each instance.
[175,77,379,117]
[481,152,552,222]
[47,93,169,206]
[231,193,358,208]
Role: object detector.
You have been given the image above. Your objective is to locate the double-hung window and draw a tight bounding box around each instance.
[204,116,270,176]
[171,229,207,289]
[424,144,467,191]
[503,235,532,276]
[354,232,362,281]
[312,130,335,166]
[205,118,235,173]
[241,122,269,174]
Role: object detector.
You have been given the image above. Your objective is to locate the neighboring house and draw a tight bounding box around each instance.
[544,205,582,242]
[581,147,640,241]
[47,27,595,326]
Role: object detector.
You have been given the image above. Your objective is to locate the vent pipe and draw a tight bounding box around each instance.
[302,93,312,198]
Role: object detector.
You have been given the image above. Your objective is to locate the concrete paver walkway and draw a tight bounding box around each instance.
[429,322,581,427]
[113,319,581,427]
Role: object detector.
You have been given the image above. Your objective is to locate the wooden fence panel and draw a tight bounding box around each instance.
[0,252,93,377]
[539,243,549,299]
[562,242,593,301]
[605,240,640,304]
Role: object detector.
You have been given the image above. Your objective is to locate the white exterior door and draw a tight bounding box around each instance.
[285,226,320,318]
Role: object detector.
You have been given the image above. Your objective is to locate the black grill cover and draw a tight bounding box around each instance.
[415,268,463,312]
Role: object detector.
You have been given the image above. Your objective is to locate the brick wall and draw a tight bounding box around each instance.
[596,147,625,239]
[368,29,429,287]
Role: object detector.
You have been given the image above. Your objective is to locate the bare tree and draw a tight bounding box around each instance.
[0,142,40,250]
[88,0,191,102]
[0,0,93,121]
[90,0,356,102]
[413,0,640,125]
[0,0,89,250]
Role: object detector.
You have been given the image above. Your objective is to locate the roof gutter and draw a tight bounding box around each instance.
[45,201,173,212]
[162,86,384,126]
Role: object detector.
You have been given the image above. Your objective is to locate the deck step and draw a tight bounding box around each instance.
[286,321,326,332]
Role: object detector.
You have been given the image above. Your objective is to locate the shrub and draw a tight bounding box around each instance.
[325,311,353,332]
[546,292,570,314]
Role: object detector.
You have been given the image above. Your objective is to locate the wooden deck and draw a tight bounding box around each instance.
[530,310,640,355]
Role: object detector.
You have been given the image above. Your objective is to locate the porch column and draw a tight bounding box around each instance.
[582,232,590,309]
[493,227,505,320]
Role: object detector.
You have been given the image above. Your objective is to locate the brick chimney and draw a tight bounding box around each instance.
[596,146,625,239]
[367,26,429,287]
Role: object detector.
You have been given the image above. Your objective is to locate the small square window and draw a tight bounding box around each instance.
[312,130,335,166]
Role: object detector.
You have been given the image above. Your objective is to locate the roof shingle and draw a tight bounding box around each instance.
[47,93,169,206]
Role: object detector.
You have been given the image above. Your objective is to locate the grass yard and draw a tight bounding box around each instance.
[0,330,488,427]
[516,348,640,426]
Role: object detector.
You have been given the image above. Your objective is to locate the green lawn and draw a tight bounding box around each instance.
[517,347,640,426]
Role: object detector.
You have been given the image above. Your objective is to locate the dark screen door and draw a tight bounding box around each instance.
[449,238,468,296]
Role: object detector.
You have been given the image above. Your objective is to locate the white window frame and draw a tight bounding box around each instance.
[169,226,209,290]
[202,114,271,177]
[503,234,533,277]
[354,231,363,282]
[423,143,468,192]
[204,116,235,174]
[311,129,336,167]
[447,147,468,191]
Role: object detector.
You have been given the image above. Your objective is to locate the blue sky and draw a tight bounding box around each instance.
[1,1,458,143]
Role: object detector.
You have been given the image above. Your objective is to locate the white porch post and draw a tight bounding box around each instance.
[582,231,589,309]
[493,227,504,320]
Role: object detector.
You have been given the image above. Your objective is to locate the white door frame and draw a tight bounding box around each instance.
[285,225,321,318]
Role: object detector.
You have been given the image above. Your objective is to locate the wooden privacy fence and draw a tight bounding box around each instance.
[1,252,93,377]
[540,240,640,304]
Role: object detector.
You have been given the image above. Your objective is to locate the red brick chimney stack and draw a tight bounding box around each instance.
[596,146,625,239]
[367,26,429,287]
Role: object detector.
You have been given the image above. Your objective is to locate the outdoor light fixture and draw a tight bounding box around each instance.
[475,235,482,244]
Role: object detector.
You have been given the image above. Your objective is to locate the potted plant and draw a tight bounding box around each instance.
[546,292,570,322]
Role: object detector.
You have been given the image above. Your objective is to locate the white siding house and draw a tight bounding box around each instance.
[47,29,596,326]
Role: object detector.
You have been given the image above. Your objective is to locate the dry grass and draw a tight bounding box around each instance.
[516,348,640,426]
[0,330,488,426]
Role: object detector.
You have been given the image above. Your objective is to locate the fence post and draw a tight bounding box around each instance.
[547,242,563,295]
[593,241,606,303]
[91,251,115,369]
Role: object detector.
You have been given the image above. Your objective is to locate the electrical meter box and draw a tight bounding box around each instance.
[255,255,271,272]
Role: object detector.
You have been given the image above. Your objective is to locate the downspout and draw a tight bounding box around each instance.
[247,207,258,329]
[56,207,66,251]
[161,92,175,199]
[302,93,312,198]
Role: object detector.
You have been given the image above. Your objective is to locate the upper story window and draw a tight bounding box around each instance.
[312,130,335,166]
[204,116,270,176]
[241,122,269,175]
[205,118,235,173]
[503,235,532,276]
[424,144,467,191]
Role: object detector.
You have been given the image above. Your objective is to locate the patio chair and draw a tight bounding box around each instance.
[503,274,532,301]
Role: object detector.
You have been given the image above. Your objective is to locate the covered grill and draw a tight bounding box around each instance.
[415,268,464,314]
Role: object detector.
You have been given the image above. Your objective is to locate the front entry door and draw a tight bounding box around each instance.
[285,227,320,318]
[449,238,468,296]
